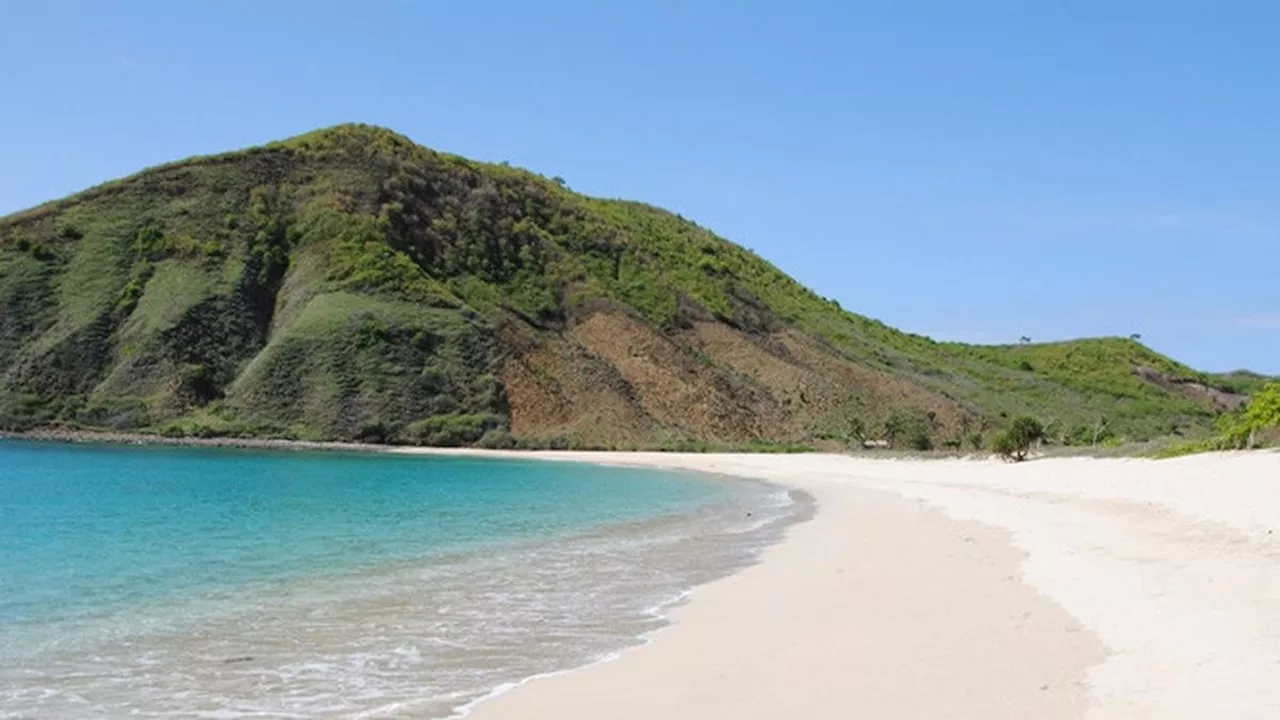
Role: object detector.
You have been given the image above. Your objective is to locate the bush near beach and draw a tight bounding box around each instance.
[991,416,1047,462]
[1158,382,1280,458]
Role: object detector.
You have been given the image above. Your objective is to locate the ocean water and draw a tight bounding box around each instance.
[0,441,804,718]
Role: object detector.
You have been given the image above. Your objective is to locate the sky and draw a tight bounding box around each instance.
[1,1,1276,373]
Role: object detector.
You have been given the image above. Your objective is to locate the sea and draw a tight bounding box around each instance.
[0,440,806,718]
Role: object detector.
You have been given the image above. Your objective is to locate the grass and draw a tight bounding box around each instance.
[117,261,218,340]
[225,291,503,441]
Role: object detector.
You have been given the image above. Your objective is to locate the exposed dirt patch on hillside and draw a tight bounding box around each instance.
[777,332,969,434]
[674,321,972,440]
[499,322,665,445]
[680,322,848,432]
[1135,366,1249,412]
[569,311,799,443]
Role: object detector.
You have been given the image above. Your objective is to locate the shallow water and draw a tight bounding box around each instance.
[0,441,803,718]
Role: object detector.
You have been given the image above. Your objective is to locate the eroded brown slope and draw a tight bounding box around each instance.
[498,299,969,448]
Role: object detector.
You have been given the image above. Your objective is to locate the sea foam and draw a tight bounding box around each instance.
[0,441,805,718]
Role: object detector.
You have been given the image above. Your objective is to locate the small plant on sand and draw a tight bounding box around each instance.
[991,416,1045,462]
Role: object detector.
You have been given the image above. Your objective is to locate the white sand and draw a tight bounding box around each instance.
[397,450,1280,719]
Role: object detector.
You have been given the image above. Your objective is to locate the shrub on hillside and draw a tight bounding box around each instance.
[475,428,517,449]
[991,416,1046,462]
[355,421,395,444]
[883,411,936,451]
[908,430,934,452]
[1217,382,1280,450]
[403,413,502,447]
[0,393,51,432]
[77,397,151,430]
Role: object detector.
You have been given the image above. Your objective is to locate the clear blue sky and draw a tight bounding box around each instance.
[2,2,1276,373]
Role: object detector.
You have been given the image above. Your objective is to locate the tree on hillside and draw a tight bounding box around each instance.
[1019,336,1032,344]
[991,416,1046,462]
[1129,333,1143,341]
[883,415,906,448]
[883,412,934,451]
[849,417,868,444]
[1091,415,1110,446]
[1218,382,1280,450]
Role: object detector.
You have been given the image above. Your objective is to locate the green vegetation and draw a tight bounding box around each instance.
[1159,383,1280,457]
[1209,370,1275,397]
[0,123,1269,449]
[1219,383,1280,448]
[882,411,936,451]
[991,416,1047,462]
[403,412,503,446]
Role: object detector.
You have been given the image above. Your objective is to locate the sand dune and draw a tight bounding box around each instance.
[393,450,1280,719]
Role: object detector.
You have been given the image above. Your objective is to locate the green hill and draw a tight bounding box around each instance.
[0,124,1257,448]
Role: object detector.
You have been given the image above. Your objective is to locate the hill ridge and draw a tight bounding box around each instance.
[0,124,1262,448]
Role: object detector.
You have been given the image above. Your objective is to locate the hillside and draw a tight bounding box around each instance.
[0,125,1256,449]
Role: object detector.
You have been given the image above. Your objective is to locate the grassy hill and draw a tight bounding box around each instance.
[0,124,1258,449]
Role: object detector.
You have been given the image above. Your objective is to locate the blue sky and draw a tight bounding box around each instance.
[2,1,1276,373]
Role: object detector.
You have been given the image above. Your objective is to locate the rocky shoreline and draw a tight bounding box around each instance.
[0,429,387,453]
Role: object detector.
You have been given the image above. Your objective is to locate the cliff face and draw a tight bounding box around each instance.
[0,125,1246,447]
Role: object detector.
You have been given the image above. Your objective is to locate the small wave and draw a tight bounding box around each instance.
[2,480,809,719]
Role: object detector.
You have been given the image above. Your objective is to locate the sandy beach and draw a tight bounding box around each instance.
[385,450,1280,719]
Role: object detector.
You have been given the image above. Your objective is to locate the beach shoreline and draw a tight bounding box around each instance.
[0,428,393,452]
[420,451,1109,719]
[7,434,1279,717]
[389,449,1279,720]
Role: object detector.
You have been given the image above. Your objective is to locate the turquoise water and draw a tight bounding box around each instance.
[1,441,727,627]
[0,441,801,717]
